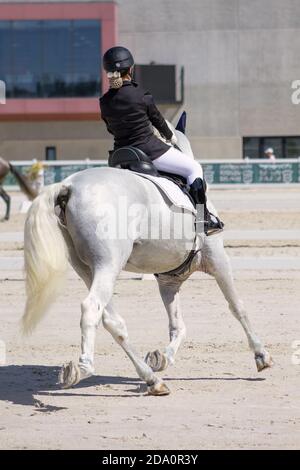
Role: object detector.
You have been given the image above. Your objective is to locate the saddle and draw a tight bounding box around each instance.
[108,110,190,194]
[108,146,193,204]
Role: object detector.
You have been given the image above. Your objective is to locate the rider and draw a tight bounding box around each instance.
[99,46,223,235]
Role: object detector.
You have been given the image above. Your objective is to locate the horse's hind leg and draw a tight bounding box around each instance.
[0,187,11,221]
[102,302,170,395]
[60,227,92,289]
[145,274,186,372]
[203,235,273,372]
[59,266,117,388]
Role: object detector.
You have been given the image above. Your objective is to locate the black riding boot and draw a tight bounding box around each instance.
[189,178,224,235]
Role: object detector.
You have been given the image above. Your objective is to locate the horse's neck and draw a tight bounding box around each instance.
[166,120,194,159]
[153,119,195,159]
[175,130,194,159]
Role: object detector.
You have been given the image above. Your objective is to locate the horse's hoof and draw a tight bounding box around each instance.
[58,361,81,388]
[145,350,168,372]
[147,381,170,396]
[255,351,273,372]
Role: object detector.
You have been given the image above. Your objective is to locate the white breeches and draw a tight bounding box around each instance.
[153,147,203,184]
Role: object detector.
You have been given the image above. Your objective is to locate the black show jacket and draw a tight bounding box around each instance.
[99,81,173,160]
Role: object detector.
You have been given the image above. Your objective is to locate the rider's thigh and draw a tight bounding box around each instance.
[153,147,203,180]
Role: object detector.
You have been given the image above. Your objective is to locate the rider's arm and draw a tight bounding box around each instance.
[102,117,114,135]
[143,92,173,141]
[99,99,114,135]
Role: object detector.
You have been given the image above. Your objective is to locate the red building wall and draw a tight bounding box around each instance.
[0,2,118,121]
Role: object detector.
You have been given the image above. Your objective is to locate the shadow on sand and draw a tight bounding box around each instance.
[0,364,265,410]
[0,365,143,409]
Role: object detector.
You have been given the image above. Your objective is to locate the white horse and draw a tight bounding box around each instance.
[22,128,272,395]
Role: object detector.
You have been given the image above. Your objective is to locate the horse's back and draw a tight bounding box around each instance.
[65,166,165,207]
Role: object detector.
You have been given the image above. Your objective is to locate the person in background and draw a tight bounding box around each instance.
[264,148,276,161]
[27,159,45,194]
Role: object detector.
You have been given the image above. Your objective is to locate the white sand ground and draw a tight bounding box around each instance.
[0,187,299,449]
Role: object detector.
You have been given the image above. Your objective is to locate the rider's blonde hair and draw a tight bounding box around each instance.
[107,71,123,89]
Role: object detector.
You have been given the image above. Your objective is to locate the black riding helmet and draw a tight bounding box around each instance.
[102,46,134,73]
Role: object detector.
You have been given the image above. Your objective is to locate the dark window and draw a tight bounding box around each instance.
[263,138,283,159]
[0,22,13,95]
[45,146,57,161]
[12,21,43,97]
[134,64,183,104]
[285,137,300,158]
[243,137,300,159]
[42,20,72,98]
[243,137,260,159]
[0,20,101,98]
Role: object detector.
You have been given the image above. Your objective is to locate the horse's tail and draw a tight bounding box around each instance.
[22,182,70,333]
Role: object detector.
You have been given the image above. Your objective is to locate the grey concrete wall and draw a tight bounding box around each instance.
[1,0,300,160]
[239,0,300,136]
[118,0,240,158]
[0,121,111,160]
[118,0,300,158]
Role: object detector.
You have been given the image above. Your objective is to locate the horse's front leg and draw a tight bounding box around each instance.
[103,302,170,395]
[203,234,273,372]
[145,274,186,372]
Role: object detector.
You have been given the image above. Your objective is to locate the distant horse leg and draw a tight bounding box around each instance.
[0,186,11,221]
[145,274,186,372]
[103,302,170,395]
